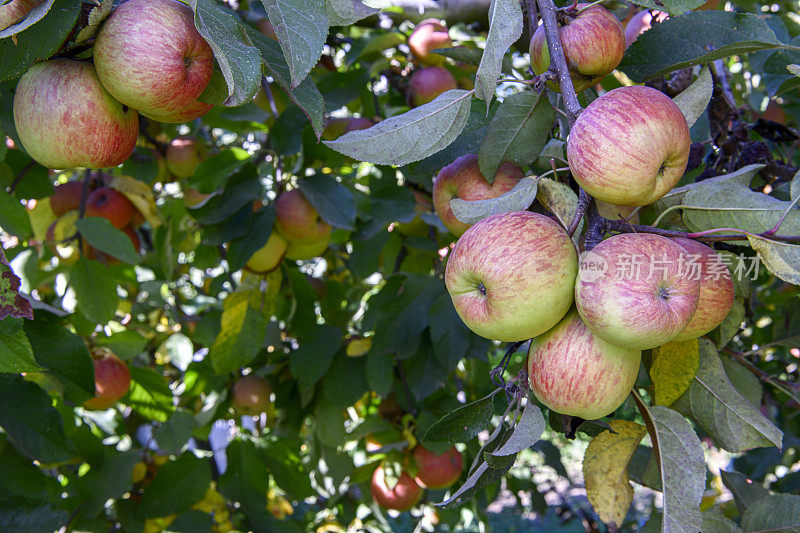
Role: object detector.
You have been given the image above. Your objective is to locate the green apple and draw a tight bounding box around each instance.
[232,375,271,415]
[274,188,332,244]
[166,136,205,179]
[285,233,330,261]
[245,232,288,274]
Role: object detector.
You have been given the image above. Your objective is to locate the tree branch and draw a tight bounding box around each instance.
[536,0,582,123]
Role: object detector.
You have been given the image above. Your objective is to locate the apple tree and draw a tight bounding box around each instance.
[0,0,800,531]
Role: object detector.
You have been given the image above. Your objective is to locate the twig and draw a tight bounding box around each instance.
[489,340,526,393]
[722,347,800,405]
[566,188,589,237]
[537,0,582,122]
[396,362,419,416]
[261,76,280,117]
[9,161,34,193]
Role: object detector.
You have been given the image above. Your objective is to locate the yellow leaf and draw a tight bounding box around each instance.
[651,338,700,406]
[110,175,161,228]
[583,420,647,527]
[75,0,114,42]
[346,337,371,357]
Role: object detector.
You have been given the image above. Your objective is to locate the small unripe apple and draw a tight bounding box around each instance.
[669,238,735,341]
[274,189,332,244]
[528,309,641,420]
[232,375,271,415]
[83,351,131,410]
[408,66,458,107]
[50,181,85,217]
[575,232,700,349]
[529,4,625,93]
[413,445,462,489]
[370,466,422,511]
[432,153,523,237]
[445,211,578,342]
[408,19,451,66]
[566,85,690,206]
[166,136,205,179]
[85,187,135,229]
[245,232,288,274]
[285,233,330,261]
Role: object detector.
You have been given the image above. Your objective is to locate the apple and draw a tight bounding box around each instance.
[529,4,625,93]
[433,153,523,237]
[0,0,42,31]
[595,200,640,224]
[93,0,214,123]
[445,210,578,342]
[231,375,271,415]
[408,19,451,66]
[527,309,641,420]
[83,350,131,410]
[274,189,332,244]
[245,232,288,274]
[13,59,138,169]
[669,238,735,341]
[344,117,374,133]
[166,136,205,179]
[183,186,211,207]
[624,9,668,48]
[574,232,700,350]
[285,232,330,261]
[566,85,691,206]
[413,445,462,489]
[50,181,85,217]
[370,465,422,511]
[408,66,458,107]
[85,187,135,229]
[255,17,277,40]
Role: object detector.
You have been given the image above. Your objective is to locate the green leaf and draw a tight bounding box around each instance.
[263,0,328,87]
[716,297,745,349]
[322,353,367,409]
[475,0,522,106]
[68,257,118,325]
[428,293,471,370]
[189,147,252,193]
[720,356,763,408]
[0,501,68,533]
[630,0,705,15]
[620,12,782,82]
[154,410,196,456]
[0,191,32,238]
[74,450,139,515]
[128,366,174,422]
[94,330,147,361]
[761,37,800,96]
[325,89,474,166]
[741,493,800,532]
[423,391,497,443]
[326,0,378,25]
[0,374,75,463]
[0,0,81,82]
[536,177,581,238]
[0,318,39,373]
[140,454,212,518]
[365,350,393,396]
[450,176,538,226]
[720,470,770,513]
[76,217,139,264]
[672,66,712,128]
[260,436,315,499]
[190,171,262,225]
[226,206,276,272]
[437,454,515,508]
[297,174,356,230]
[210,289,268,375]
[314,398,345,444]
[289,324,343,390]
[74,0,113,43]
[702,507,743,533]
[746,236,800,285]
[189,0,261,106]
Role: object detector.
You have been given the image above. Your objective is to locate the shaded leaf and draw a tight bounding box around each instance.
[651,339,700,407]
[68,257,118,325]
[76,218,138,264]
[0,191,32,238]
[672,66,712,128]
[154,410,196,456]
[140,454,212,518]
[740,493,800,532]
[297,174,356,230]
[326,0,378,25]
[428,293,471,370]
[0,319,39,373]
[720,470,770,513]
[629,0,705,16]
[486,401,545,458]
[536,177,580,235]
[423,392,497,443]
[702,507,743,533]
[747,236,800,285]
[289,325,343,391]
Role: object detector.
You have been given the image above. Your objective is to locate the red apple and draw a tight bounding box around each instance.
[670,238,735,341]
[566,85,690,206]
[83,351,131,410]
[413,445,462,489]
[93,0,214,123]
[408,19,452,66]
[344,117,374,133]
[529,4,625,93]
[85,187,135,229]
[166,136,205,179]
[574,233,700,350]
[432,153,523,237]
[274,189,332,244]
[13,59,138,169]
[445,211,578,342]
[245,232,288,274]
[528,309,641,420]
[408,66,458,107]
[232,375,271,415]
[0,0,43,31]
[50,181,85,217]
[370,466,422,511]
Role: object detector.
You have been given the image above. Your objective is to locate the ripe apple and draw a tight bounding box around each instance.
[50,181,85,217]
[669,238,735,341]
[245,232,288,274]
[93,0,214,123]
[529,4,625,93]
[285,232,330,261]
[83,351,131,410]
[0,0,42,31]
[344,117,374,133]
[232,375,271,415]
[574,232,700,350]
[85,187,135,229]
[408,19,451,66]
[528,309,641,420]
[413,445,462,489]
[370,465,422,511]
[408,66,458,107]
[166,136,205,179]
[274,189,332,244]
[566,85,691,206]
[624,9,668,48]
[13,59,138,169]
[445,211,578,342]
[432,153,523,237]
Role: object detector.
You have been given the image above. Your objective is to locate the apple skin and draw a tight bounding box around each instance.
[166,136,205,179]
[432,153,523,237]
[83,351,131,411]
[344,117,374,133]
[93,0,214,123]
[274,189,332,244]
[370,466,422,512]
[408,66,458,107]
[566,85,691,207]
[245,232,288,274]
[669,238,735,341]
[50,181,85,217]
[232,375,271,415]
[528,309,641,420]
[285,232,330,261]
[85,187,135,230]
[529,4,625,93]
[445,211,578,342]
[575,233,700,350]
[624,10,668,48]
[13,59,138,169]
[408,19,451,66]
[0,0,43,31]
[413,445,462,489]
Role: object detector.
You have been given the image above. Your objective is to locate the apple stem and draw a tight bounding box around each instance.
[536,0,583,123]
[489,340,527,393]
